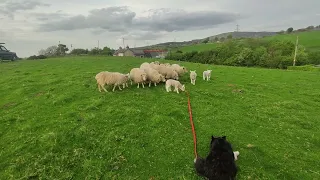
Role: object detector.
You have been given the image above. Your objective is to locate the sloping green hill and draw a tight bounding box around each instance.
[0,57,320,179]
[179,30,320,53]
[264,30,320,51]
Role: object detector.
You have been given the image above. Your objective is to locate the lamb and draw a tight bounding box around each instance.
[157,66,179,80]
[171,64,188,76]
[144,67,166,87]
[95,71,130,92]
[190,70,197,85]
[165,79,185,94]
[203,70,212,81]
[129,68,147,88]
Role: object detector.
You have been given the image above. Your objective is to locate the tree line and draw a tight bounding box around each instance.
[27,44,116,60]
[165,38,320,69]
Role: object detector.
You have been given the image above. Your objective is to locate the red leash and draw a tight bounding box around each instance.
[186,91,198,158]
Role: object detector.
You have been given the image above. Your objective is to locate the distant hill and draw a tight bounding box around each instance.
[137,31,277,50]
[178,30,320,53]
[264,30,320,52]
[207,31,277,40]
[136,25,320,51]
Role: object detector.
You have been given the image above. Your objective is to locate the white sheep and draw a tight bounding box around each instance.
[140,62,151,70]
[95,71,130,92]
[121,73,130,88]
[129,68,147,88]
[144,67,166,87]
[157,66,179,80]
[203,70,212,81]
[190,70,197,85]
[171,64,188,76]
[149,63,160,70]
[165,79,185,94]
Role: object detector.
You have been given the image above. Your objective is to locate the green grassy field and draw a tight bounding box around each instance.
[179,43,218,53]
[179,30,320,53]
[1,56,320,179]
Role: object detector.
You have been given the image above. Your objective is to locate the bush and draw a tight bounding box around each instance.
[165,38,313,69]
[27,55,47,60]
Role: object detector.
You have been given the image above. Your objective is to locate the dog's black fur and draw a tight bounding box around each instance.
[194,136,238,180]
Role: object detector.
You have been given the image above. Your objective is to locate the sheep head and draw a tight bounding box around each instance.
[141,73,147,81]
[180,84,185,91]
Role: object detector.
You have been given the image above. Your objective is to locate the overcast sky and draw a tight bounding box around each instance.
[1,0,319,57]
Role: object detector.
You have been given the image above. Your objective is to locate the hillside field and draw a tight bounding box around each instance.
[1,56,320,179]
[179,30,320,53]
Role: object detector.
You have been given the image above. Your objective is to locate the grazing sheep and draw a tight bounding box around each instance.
[95,71,130,92]
[121,73,130,88]
[129,68,147,88]
[165,79,185,94]
[140,62,151,70]
[144,67,166,87]
[171,64,188,76]
[203,70,212,81]
[157,66,179,80]
[149,62,160,70]
[190,70,197,85]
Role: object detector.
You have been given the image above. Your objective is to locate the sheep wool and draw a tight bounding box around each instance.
[157,66,179,80]
[144,67,166,87]
[129,68,147,88]
[165,79,185,94]
[171,64,188,76]
[140,62,151,70]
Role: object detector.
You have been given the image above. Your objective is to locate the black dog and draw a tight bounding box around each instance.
[194,136,238,180]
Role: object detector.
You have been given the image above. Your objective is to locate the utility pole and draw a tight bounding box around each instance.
[98,40,100,54]
[293,36,299,66]
[236,24,239,32]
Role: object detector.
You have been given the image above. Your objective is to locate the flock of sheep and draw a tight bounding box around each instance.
[95,61,212,94]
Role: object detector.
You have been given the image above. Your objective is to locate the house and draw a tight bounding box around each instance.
[113,48,126,56]
[113,47,168,58]
[143,49,168,59]
[123,48,145,58]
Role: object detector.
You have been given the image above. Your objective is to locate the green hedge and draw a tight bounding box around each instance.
[165,39,320,69]
[287,65,320,71]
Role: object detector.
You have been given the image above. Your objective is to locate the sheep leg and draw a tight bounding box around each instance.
[175,88,179,94]
[154,82,157,87]
[203,75,205,80]
[112,85,117,92]
[101,85,108,92]
[98,84,102,92]
[126,83,128,87]
[149,81,151,87]
[137,83,140,88]
[142,83,145,88]
[130,80,133,85]
[118,85,122,90]
[165,85,170,92]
